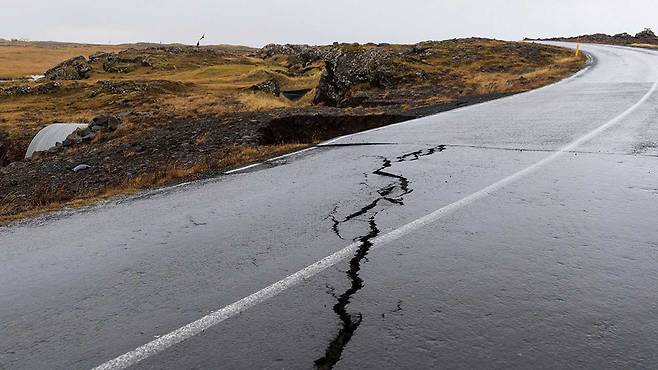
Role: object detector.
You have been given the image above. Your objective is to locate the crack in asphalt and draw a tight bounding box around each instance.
[443,143,658,158]
[328,145,445,240]
[315,145,445,369]
[314,216,379,370]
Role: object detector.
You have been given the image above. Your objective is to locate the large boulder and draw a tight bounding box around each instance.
[44,56,92,80]
[313,61,343,106]
[312,45,398,107]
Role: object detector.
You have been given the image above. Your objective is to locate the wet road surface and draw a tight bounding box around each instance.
[2,43,658,369]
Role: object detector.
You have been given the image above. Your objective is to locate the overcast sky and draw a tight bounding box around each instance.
[1,0,656,46]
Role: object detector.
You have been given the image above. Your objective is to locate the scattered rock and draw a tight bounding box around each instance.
[0,81,61,97]
[249,79,280,96]
[89,80,147,96]
[613,32,633,39]
[89,51,149,73]
[258,44,329,67]
[44,56,92,80]
[33,82,62,94]
[61,115,122,147]
[0,85,31,96]
[90,115,121,131]
[88,80,184,98]
[72,164,91,172]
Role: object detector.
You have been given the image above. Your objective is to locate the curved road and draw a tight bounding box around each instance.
[2,43,658,369]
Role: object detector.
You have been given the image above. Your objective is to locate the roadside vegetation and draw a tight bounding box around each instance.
[0,38,584,223]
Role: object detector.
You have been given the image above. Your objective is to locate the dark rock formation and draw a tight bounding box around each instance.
[89,52,145,73]
[539,29,658,46]
[44,56,92,80]
[61,115,122,147]
[89,80,148,97]
[0,82,61,97]
[249,79,280,96]
[635,28,657,40]
[260,43,400,107]
[314,46,398,106]
[613,32,633,39]
[88,80,184,98]
[314,61,342,106]
[90,115,121,131]
[258,44,329,67]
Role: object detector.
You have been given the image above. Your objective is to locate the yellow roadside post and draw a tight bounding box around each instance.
[575,43,581,57]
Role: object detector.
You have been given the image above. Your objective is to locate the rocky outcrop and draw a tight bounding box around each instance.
[249,79,280,96]
[314,61,343,106]
[88,80,185,97]
[314,46,398,106]
[258,44,329,67]
[540,29,658,46]
[0,82,61,97]
[61,115,121,147]
[90,115,121,131]
[90,52,153,73]
[260,43,399,107]
[635,28,657,41]
[613,32,633,39]
[87,46,227,75]
[44,56,92,80]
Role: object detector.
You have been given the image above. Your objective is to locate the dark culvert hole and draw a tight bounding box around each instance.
[281,89,312,101]
[258,114,411,145]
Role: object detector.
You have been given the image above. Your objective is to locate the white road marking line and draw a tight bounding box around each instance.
[92,77,657,370]
[223,162,262,174]
[223,147,317,175]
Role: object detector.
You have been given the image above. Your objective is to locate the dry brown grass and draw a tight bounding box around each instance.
[0,42,125,78]
[0,47,318,145]
[631,43,658,49]
[465,55,583,95]
[0,144,307,224]
[238,93,292,110]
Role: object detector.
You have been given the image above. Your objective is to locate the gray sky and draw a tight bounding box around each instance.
[1,0,656,46]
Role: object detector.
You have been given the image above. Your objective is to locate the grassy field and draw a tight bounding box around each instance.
[0,41,125,78]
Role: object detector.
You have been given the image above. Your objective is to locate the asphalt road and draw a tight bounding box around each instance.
[2,43,658,369]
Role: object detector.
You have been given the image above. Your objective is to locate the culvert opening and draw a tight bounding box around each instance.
[281,89,312,101]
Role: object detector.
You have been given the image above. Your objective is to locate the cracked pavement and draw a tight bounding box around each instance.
[3,43,658,369]
[319,146,444,369]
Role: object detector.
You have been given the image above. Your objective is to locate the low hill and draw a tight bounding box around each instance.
[529,28,658,48]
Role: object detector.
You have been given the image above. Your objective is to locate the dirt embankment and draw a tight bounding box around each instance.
[0,38,585,223]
